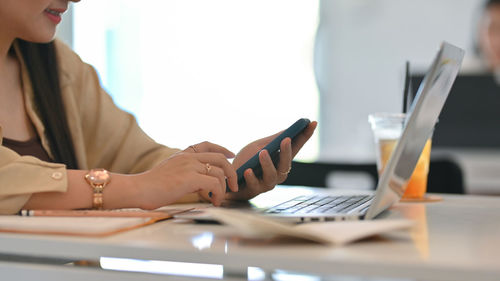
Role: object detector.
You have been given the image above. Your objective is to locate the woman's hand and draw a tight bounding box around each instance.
[134,141,238,209]
[227,121,317,200]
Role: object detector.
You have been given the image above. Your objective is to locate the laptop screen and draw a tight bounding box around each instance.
[366,42,465,219]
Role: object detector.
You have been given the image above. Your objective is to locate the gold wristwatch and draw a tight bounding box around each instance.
[84,168,111,209]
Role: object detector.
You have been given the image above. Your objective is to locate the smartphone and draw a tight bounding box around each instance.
[233,118,311,190]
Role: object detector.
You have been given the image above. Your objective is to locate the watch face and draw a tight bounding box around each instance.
[88,169,110,185]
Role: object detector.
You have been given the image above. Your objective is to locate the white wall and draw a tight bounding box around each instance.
[315,0,482,162]
[65,1,320,160]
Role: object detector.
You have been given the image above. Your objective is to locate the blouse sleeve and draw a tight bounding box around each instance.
[0,129,68,214]
[54,40,180,174]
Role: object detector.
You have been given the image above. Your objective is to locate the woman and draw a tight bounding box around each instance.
[0,0,317,214]
[477,0,500,71]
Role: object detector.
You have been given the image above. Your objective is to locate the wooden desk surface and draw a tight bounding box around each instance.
[0,187,499,281]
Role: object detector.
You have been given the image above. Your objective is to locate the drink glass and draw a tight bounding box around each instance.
[368,113,432,199]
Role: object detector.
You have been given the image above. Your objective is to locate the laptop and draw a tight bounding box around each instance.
[244,41,465,222]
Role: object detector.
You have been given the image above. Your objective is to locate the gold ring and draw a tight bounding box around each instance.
[189,145,198,153]
[205,163,212,175]
[278,166,291,176]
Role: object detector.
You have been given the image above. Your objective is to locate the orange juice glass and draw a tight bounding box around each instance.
[369,113,433,199]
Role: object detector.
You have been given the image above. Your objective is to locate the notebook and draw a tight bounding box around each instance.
[0,208,192,237]
[245,41,465,223]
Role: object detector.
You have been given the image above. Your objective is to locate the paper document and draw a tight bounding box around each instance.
[205,208,414,245]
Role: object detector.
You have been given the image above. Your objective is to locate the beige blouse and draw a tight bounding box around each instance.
[0,39,182,214]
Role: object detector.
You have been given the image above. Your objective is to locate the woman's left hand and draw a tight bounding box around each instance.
[226,121,317,200]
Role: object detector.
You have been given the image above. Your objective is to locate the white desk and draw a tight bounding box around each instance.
[0,188,499,281]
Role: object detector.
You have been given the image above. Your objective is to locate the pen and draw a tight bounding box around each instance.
[17,209,191,219]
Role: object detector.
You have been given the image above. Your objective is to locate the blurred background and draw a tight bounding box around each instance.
[57,0,500,196]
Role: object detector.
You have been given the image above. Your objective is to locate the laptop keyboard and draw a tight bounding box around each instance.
[265,194,373,215]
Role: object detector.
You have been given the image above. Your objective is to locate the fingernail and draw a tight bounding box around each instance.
[259,150,268,159]
[209,192,213,198]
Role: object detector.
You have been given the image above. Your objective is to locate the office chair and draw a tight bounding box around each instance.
[427,158,465,194]
[282,158,464,194]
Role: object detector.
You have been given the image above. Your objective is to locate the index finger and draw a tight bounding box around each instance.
[291,121,317,157]
[191,141,235,158]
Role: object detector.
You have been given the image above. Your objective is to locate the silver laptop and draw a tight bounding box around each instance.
[250,41,464,222]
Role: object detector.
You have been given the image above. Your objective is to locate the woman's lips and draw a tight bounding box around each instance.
[44,8,65,24]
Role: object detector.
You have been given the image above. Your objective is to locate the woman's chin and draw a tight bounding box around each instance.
[19,30,57,44]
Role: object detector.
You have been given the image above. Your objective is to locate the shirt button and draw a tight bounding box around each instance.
[51,172,63,180]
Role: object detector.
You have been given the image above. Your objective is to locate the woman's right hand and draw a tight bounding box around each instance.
[133,142,238,209]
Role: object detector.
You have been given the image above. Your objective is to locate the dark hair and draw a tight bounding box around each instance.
[16,39,78,169]
[485,0,500,8]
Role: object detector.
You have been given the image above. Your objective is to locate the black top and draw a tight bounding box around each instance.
[2,136,52,162]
